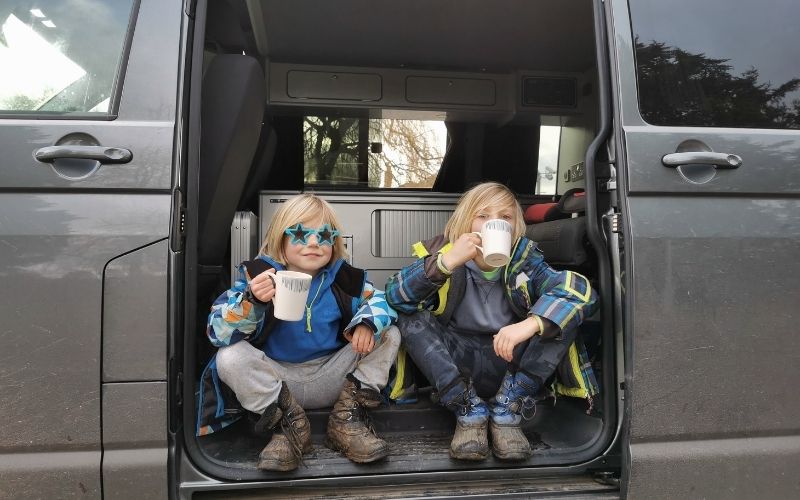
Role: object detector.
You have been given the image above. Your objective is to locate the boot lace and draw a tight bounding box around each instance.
[341,394,377,435]
[279,406,307,466]
[496,383,537,420]
[447,391,482,417]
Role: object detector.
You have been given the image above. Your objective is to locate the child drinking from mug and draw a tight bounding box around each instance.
[197,194,400,471]
[385,182,598,461]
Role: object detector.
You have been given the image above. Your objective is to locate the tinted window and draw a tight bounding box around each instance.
[630,0,800,129]
[0,0,135,116]
[536,125,560,195]
[303,116,447,189]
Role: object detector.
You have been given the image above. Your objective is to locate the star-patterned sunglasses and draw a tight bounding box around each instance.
[284,223,340,246]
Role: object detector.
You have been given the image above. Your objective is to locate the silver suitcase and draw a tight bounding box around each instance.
[230,211,259,285]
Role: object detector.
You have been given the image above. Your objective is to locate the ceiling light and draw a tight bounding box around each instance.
[42,20,56,28]
[30,8,45,18]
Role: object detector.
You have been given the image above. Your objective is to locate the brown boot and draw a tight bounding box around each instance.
[489,420,531,461]
[256,383,312,471]
[325,375,389,463]
[444,384,490,461]
[489,372,535,461]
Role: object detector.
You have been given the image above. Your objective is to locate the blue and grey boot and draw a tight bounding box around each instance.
[441,380,490,460]
[489,371,537,460]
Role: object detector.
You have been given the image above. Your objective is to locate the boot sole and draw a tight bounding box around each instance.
[324,437,389,463]
[449,450,489,461]
[492,449,532,461]
[489,422,532,461]
[256,440,312,471]
[256,458,298,472]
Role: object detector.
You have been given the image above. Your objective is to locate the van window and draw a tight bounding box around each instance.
[303,116,447,189]
[630,0,800,129]
[536,125,560,195]
[0,0,135,116]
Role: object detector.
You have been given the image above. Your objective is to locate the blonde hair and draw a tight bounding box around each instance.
[444,182,526,242]
[259,194,347,264]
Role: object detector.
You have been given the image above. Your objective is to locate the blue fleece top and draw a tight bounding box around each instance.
[262,258,347,363]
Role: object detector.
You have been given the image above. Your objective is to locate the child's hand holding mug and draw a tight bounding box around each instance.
[249,268,277,303]
[441,232,482,270]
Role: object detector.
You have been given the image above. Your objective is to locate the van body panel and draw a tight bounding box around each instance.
[103,238,169,382]
[629,436,800,499]
[609,0,800,496]
[102,382,168,499]
[0,0,181,496]
[624,127,800,195]
[625,197,800,439]
[0,194,170,494]
[0,452,101,499]
[0,121,174,189]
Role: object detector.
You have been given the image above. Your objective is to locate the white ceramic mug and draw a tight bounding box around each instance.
[264,270,312,321]
[473,219,513,267]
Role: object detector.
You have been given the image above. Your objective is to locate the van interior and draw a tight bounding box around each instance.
[182,0,617,482]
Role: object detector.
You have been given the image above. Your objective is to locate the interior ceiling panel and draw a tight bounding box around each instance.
[256,0,595,73]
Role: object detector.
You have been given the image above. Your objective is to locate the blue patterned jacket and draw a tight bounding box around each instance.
[197,256,397,436]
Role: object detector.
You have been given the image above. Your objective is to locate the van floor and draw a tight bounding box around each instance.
[199,394,603,479]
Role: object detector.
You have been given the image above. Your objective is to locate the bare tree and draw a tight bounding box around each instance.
[303,116,445,188]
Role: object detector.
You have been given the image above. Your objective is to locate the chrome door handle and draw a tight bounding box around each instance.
[34,145,133,164]
[662,152,742,169]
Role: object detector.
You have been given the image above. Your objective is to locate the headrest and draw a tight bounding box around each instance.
[205,0,247,53]
[524,188,586,224]
[524,202,563,224]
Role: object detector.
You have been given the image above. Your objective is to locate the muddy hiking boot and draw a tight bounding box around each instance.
[489,371,537,460]
[442,381,490,461]
[256,382,312,472]
[325,374,390,463]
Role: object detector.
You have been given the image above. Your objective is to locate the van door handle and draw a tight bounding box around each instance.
[34,145,133,164]
[661,151,742,169]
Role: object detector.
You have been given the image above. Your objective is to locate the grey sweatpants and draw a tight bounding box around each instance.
[215,326,401,414]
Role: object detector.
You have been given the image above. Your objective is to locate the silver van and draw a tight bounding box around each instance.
[1,0,798,498]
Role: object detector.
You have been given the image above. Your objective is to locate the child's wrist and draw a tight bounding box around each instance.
[436,252,453,276]
[244,286,269,305]
[526,315,544,336]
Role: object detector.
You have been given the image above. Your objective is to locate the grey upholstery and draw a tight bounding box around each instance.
[198,54,266,274]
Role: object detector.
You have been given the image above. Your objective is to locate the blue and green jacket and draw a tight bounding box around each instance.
[196,256,397,436]
[385,234,599,403]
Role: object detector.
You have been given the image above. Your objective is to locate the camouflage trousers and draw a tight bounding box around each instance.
[398,310,576,400]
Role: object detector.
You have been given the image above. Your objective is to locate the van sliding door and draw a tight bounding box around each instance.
[0,0,183,497]
[608,0,800,498]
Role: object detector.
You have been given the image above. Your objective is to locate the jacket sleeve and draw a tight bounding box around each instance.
[385,254,449,313]
[206,264,269,347]
[524,249,598,335]
[344,279,398,338]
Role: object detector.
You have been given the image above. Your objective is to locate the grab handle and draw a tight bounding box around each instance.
[661,151,742,169]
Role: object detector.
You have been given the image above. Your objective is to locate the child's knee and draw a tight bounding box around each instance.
[381,325,401,347]
[397,310,434,339]
[214,341,250,380]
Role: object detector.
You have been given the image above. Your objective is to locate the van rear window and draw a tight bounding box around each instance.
[630,0,800,129]
[303,116,447,189]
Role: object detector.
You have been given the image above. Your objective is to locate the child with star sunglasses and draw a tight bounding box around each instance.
[197,194,400,471]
